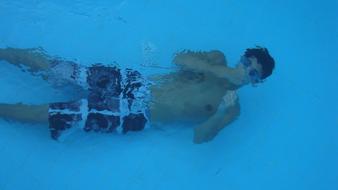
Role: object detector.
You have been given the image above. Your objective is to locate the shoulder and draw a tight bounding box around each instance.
[206,50,228,66]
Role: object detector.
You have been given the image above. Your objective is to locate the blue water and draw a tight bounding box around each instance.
[0,0,337,190]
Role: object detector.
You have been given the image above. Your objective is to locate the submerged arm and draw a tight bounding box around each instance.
[173,50,244,85]
[193,91,240,144]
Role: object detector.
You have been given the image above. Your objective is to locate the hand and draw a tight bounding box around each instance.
[193,123,220,144]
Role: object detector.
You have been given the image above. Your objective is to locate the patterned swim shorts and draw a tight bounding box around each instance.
[48,63,151,140]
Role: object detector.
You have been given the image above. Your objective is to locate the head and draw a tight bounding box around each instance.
[238,46,275,86]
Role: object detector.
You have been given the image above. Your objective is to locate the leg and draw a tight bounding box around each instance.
[1,100,84,140]
[0,47,88,96]
[0,103,49,124]
[0,47,51,72]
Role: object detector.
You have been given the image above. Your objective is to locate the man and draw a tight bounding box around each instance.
[0,46,275,143]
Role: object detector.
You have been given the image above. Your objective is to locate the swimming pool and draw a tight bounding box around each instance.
[0,0,337,189]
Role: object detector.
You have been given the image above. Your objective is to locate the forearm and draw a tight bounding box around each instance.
[212,107,239,131]
[201,106,237,129]
[194,111,230,144]
[194,100,240,144]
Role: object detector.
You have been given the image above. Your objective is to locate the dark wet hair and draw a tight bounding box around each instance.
[244,46,275,80]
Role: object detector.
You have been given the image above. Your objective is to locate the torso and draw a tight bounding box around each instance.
[149,71,238,124]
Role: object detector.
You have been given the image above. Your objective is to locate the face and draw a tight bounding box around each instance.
[239,56,263,85]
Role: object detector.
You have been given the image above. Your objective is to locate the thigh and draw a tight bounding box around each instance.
[0,103,49,124]
[0,47,51,72]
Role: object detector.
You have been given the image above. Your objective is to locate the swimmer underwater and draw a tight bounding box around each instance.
[0,46,275,144]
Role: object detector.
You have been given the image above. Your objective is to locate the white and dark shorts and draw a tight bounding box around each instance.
[47,62,151,140]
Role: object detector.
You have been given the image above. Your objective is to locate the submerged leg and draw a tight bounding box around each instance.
[0,47,52,72]
[0,47,87,95]
[0,103,49,124]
